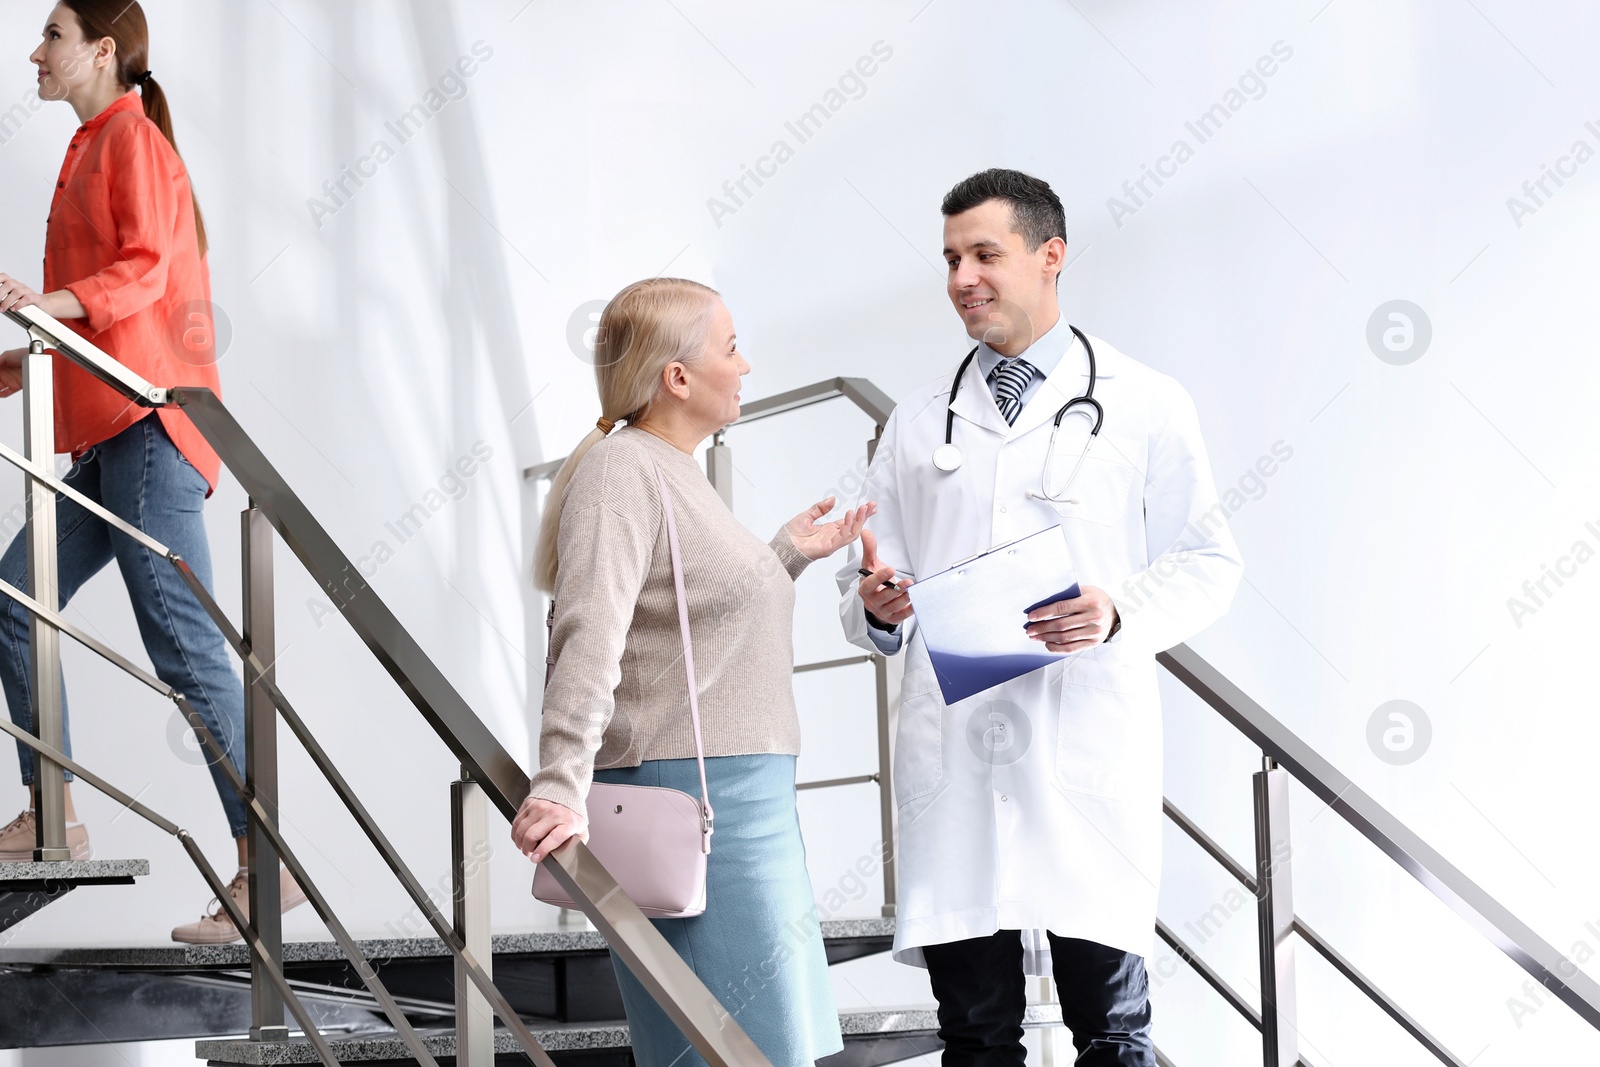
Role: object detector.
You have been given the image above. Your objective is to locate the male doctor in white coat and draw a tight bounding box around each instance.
[837,169,1243,1065]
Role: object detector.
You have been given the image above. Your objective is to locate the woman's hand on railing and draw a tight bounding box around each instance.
[0,274,86,320]
[511,796,589,864]
[0,350,23,398]
[786,497,877,560]
[0,274,44,315]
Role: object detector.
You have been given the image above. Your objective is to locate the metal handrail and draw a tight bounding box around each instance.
[0,714,343,1067]
[4,304,167,405]
[1157,918,1262,1028]
[0,442,549,1067]
[727,376,895,428]
[794,653,875,674]
[519,376,896,482]
[796,773,878,792]
[791,654,876,791]
[1162,797,1466,1067]
[1158,643,1600,1032]
[1294,917,1465,1067]
[168,559,563,1066]
[1164,798,1255,886]
[6,307,773,1066]
[169,391,767,1061]
[3,305,527,808]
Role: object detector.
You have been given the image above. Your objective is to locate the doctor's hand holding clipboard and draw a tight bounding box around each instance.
[1022,583,1119,653]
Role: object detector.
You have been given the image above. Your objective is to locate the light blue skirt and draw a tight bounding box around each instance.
[593,754,843,1067]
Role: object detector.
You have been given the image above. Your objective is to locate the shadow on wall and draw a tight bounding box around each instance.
[224,2,540,752]
[404,1,541,755]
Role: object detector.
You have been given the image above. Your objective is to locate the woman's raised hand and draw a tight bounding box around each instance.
[785,497,877,560]
[511,796,589,864]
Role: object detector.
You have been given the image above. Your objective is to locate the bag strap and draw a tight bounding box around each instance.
[544,601,556,689]
[541,465,715,854]
[654,463,714,854]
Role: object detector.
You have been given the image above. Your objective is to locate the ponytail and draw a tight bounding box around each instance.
[134,75,207,260]
[61,1,207,259]
[533,419,618,594]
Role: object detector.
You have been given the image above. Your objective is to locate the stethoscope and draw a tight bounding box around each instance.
[931,324,1102,504]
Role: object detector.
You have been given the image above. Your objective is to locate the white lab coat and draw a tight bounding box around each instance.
[836,332,1242,973]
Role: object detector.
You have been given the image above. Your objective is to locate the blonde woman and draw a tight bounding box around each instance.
[512,278,867,1065]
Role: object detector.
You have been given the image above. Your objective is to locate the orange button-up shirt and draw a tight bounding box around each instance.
[42,91,221,493]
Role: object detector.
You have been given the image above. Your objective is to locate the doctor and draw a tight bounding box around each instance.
[837,169,1242,1065]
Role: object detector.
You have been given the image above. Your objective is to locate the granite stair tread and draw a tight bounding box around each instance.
[0,859,151,935]
[0,915,894,969]
[194,1004,1064,1063]
[0,858,148,882]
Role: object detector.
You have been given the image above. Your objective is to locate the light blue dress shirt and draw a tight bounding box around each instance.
[863,316,1077,652]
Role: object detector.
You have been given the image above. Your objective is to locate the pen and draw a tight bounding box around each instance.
[858,567,900,591]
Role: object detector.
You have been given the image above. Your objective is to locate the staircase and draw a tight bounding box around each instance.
[0,859,147,934]
[1,304,1598,1065]
[189,1005,1065,1067]
[3,919,994,1066]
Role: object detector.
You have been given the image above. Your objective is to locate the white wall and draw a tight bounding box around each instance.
[1,1,1597,1063]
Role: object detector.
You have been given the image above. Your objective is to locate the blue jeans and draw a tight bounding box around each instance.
[0,416,248,838]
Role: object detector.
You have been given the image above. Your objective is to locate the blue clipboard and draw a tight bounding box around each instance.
[904,525,1080,705]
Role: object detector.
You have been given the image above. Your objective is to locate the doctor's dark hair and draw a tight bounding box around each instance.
[533,278,721,594]
[941,169,1066,253]
[61,0,208,259]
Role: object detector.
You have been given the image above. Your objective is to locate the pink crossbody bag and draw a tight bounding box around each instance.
[532,463,715,919]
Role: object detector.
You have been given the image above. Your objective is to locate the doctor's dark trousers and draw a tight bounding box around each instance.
[923,929,1154,1066]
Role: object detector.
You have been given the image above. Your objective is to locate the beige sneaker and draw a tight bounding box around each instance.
[0,809,91,862]
[170,866,309,944]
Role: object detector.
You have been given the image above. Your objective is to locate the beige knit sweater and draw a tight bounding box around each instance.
[529,427,813,812]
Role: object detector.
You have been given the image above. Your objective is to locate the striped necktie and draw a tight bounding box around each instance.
[988,358,1035,425]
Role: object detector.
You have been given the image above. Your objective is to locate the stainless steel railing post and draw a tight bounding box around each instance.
[22,337,68,862]
[242,503,287,1040]
[452,768,494,1067]
[1253,754,1297,1067]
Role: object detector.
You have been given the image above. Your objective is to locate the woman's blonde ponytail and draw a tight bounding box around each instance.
[533,279,718,593]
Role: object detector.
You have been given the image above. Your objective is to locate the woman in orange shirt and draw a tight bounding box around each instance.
[0,1,303,943]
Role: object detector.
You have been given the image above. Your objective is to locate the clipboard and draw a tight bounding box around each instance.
[904,525,1080,704]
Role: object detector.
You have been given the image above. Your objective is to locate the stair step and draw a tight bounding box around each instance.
[0,858,149,883]
[194,1004,1064,1064]
[0,917,898,1047]
[0,916,894,970]
[0,858,148,934]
